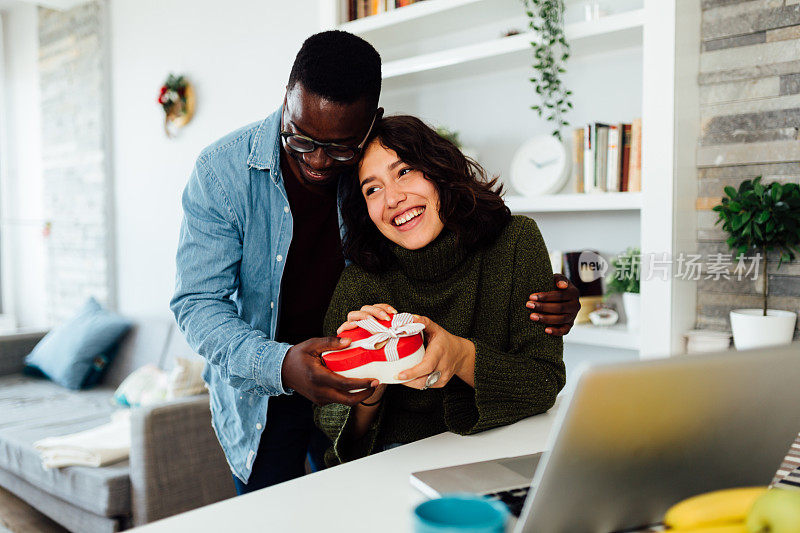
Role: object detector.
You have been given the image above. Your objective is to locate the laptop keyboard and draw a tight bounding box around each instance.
[776,468,800,490]
[484,487,530,517]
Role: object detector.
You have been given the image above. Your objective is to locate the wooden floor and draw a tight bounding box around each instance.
[0,485,67,533]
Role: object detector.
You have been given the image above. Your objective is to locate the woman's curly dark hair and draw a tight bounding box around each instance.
[341,115,511,272]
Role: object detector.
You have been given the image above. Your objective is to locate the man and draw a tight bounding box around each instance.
[170,30,580,495]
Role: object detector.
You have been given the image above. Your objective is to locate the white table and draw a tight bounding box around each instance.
[131,400,561,533]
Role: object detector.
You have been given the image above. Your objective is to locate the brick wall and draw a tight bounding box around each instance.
[696,0,800,340]
[38,1,114,323]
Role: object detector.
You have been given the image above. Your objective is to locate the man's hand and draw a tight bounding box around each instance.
[526,273,581,336]
[281,337,377,406]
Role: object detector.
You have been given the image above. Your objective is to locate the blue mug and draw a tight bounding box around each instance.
[413,494,509,532]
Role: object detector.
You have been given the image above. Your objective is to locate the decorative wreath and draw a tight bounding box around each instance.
[157,74,195,138]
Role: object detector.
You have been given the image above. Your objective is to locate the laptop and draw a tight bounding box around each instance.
[411,344,800,532]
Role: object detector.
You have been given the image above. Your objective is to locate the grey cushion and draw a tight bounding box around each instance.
[0,375,131,517]
[102,318,172,388]
[0,467,125,533]
[0,331,46,377]
[130,396,235,525]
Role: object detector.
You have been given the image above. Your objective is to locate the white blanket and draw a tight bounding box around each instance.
[33,410,131,469]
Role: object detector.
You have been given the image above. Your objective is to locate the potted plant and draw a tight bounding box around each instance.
[436,126,479,161]
[606,247,641,330]
[713,177,800,349]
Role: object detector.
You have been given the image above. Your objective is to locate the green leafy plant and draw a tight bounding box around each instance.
[435,126,462,149]
[605,247,640,295]
[520,0,572,140]
[713,177,800,315]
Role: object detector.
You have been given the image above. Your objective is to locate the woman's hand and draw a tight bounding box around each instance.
[397,315,476,389]
[358,383,388,407]
[351,383,388,439]
[337,303,397,334]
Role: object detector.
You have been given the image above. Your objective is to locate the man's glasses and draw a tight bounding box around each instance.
[280,113,376,162]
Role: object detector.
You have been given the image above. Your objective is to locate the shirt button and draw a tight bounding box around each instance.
[276,254,283,262]
[270,301,275,309]
[284,206,289,213]
[256,423,263,430]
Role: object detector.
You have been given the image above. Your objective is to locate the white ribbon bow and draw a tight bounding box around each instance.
[352,312,425,362]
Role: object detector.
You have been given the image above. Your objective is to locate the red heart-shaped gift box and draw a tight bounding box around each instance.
[321,313,425,384]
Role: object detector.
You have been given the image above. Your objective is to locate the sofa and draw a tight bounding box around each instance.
[0,318,235,532]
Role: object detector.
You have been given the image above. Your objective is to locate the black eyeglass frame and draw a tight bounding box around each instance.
[280,112,377,162]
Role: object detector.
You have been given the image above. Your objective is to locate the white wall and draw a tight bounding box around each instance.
[1,3,47,329]
[109,0,322,318]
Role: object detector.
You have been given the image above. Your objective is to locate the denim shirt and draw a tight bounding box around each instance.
[170,106,343,482]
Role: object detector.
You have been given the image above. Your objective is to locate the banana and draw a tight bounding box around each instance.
[664,487,768,529]
[667,525,748,533]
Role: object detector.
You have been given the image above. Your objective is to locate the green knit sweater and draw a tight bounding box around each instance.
[314,215,565,466]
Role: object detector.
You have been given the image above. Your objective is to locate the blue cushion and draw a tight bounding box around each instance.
[24,298,133,390]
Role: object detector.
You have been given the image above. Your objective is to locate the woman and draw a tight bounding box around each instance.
[315,115,564,466]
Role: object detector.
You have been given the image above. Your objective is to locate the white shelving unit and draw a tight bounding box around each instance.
[505,192,642,213]
[336,0,494,35]
[381,9,644,80]
[326,0,700,359]
[566,324,640,351]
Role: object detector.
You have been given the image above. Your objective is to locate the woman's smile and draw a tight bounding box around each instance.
[392,206,425,229]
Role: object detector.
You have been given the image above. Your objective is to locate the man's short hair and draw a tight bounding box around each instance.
[288,30,381,109]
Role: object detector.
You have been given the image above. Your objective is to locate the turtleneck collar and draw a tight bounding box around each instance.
[390,229,469,281]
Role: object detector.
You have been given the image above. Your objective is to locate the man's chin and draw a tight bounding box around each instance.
[290,158,342,189]
[297,169,340,190]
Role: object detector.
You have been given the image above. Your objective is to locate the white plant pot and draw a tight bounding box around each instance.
[730,309,797,350]
[622,292,640,331]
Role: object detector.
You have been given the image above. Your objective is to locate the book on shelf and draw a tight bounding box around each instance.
[578,119,641,194]
[572,128,584,193]
[606,124,621,192]
[582,124,594,194]
[583,123,607,193]
[629,118,643,192]
[347,0,420,21]
[620,123,632,192]
[594,124,609,193]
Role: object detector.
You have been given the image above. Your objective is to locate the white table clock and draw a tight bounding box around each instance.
[510,134,570,196]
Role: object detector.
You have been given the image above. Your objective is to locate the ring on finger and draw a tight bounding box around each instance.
[422,370,441,390]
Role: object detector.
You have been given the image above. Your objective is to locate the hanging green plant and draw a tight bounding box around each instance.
[520,0,572,140]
